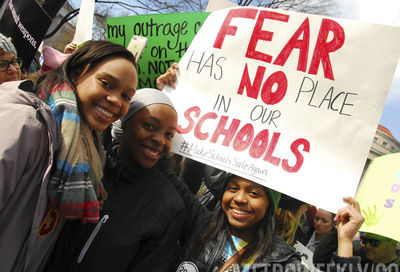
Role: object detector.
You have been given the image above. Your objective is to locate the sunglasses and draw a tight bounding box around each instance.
[360,236,390,247]
[0,58,22,71]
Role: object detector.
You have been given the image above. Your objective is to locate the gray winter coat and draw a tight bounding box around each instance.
[0,81,60,272]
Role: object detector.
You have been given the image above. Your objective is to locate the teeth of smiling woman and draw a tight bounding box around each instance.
[232,209,250,215]
[95,106,113,118]
[145,148,159,156]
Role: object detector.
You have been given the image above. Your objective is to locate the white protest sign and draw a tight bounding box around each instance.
[165,7,400,212]
[293,242,319,271]
[206,0,236,12]
[73,0,95,45]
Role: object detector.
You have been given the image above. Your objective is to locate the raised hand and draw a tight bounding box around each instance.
[156,63,179,90]
[335,197,364,257]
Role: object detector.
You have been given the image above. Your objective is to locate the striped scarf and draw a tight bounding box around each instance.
[41,82,105,223]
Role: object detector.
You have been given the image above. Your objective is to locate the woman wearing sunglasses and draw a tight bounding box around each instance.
[358,233,399,267]
[314,197,399,271]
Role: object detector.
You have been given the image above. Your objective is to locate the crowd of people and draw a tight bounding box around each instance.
[0,28,399,272]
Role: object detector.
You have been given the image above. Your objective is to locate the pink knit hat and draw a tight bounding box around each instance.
[38,46,69,75]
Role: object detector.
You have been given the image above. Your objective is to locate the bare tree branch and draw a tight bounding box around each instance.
[70,0,338,40]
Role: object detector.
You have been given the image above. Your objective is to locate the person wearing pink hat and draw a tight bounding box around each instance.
[38,45,70,75]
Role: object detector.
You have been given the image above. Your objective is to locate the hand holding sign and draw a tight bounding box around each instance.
[165,6,400,213]
[64,42,77,54]
[157,63,179,90]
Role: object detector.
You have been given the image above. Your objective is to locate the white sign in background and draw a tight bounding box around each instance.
[73,0,95,45]
[165,7,400,212]
[293,242,318,271]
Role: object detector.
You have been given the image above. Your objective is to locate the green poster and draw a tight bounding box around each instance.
[107,12,210,89]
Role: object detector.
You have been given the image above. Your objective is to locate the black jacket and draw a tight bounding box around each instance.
[46,152,185,272]
[313,228,400,272]
[159,160,305,272]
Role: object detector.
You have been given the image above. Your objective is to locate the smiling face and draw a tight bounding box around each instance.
[314,209,334,237]
[74,57,137,131]
[222,177,269,242]
[119,103,177,168]
[0,52,21,84]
